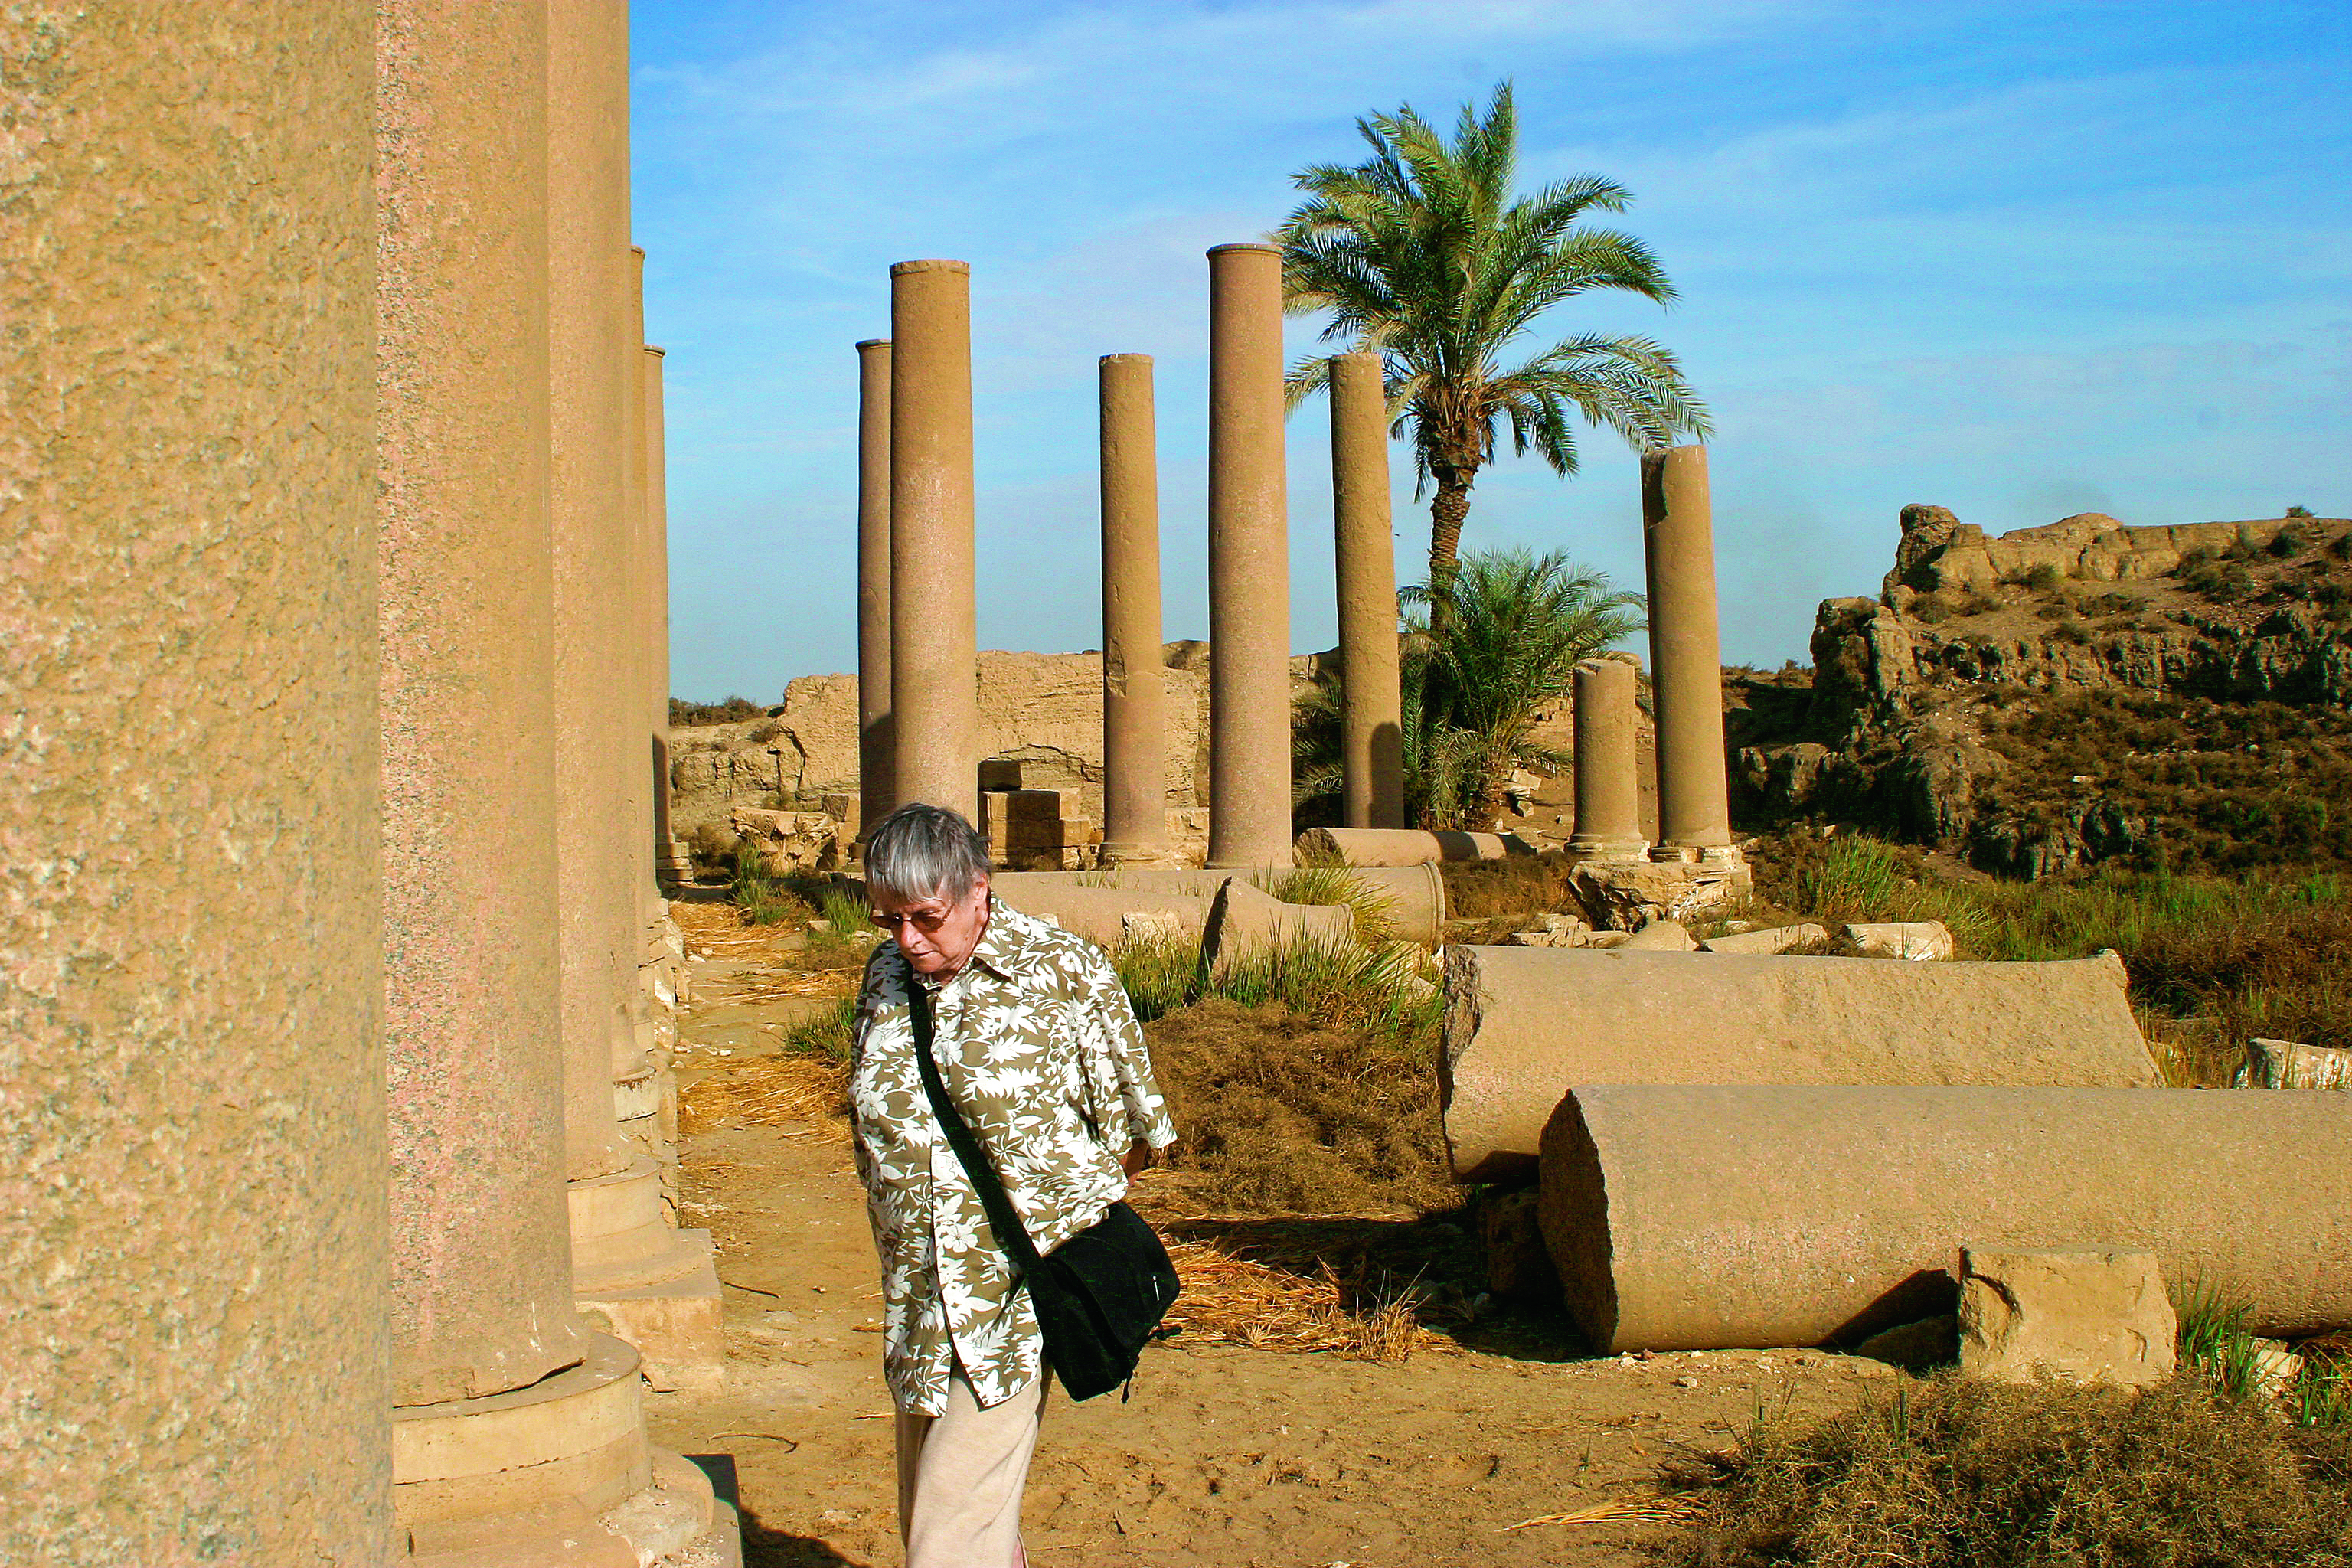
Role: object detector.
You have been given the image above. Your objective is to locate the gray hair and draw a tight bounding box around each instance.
[863,802,991,906]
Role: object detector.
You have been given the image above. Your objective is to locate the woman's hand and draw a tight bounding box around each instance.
[1119,1140,1152,1195]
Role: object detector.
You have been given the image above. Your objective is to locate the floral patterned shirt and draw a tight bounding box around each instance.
[848,897,1178,1415]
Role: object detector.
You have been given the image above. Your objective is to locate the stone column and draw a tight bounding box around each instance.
[1099,353,1168,863]
[378,8,707,1555]
[1329,350,1405,830]
[645,344,694,887]
[857,337,895,837]
[889,260,981,822]
[1569,658,1647,858]
[1205,243,1294,868]
[550,0,648,1190]
[1641,445,1735,858]
[625,244,662,933]
[0,6,390,1560]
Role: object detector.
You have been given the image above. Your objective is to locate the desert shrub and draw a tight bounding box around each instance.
[2001,561,2064,592]
[2224,533,2262,561]
[2050,616,2092,644]
[1909,594,1953,625]
[2331,531,2352,561]
[1674,1374,2352,1568]
[2288,504,2315,518]
[669,694,769,727]
[1255,864,1401,943]
[730,846,808,926]
[2272,524,2310,557]
[1142,996,1449,1214]
[2181,557,2256,601]
[2031,599,2072,622]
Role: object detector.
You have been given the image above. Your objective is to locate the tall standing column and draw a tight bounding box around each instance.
[377,8,688,1554]
[0,6,390,1560]
[1641,445,1735,858]
[1099,353,1168,863]
[645,344,693,886]
[1568,658,1648,858]
[857,337,896,837]
[1330,350,1405,831]
[1205,243,1295,868]
[625,245,662,938]
[889,260,980,822]
[549,0,641,1184]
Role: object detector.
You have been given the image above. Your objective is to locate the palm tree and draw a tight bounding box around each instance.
[1277,82,1709,625]
[1295,548,1644,830]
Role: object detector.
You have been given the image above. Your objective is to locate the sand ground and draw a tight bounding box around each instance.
[647,945,1899,1568]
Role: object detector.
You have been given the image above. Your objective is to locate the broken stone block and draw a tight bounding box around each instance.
[977,759,1024,791]
[1478,1187,1559,1304]
[1700,923,1828,955]
[2236,1037,2352,1090]
[1844,920,1955,960]
[1958,1247,2176,1387]
[1619,920,1696,952]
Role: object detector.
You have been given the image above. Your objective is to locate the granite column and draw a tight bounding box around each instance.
[888,260,981,822]
[645,344,693,887]
[1205,243,1294,867]
[0,5,390,1558]
[1330,350,1405,831]
[1099,353,1168,863]
[1641,446,1734,859]
[1568,658,1648,858]
[857,337,895,836]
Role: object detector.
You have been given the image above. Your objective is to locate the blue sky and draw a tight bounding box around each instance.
[634,0,2351,701]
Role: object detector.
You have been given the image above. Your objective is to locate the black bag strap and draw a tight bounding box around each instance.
[907,982,1046,1281]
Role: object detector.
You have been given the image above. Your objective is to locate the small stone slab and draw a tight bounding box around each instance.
[2236,1037,2352,1090]
[1958,1247,2175,1387]
[1700,923,1828,955]
[1844,920,1954,960]
[1619,920,1696,952]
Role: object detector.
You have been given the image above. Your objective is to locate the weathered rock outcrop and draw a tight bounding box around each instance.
[1733,507,2352,876]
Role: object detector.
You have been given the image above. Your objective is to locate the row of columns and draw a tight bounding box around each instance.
[1569,445,1736,863]
[845,275,1731,874]
[3,3,726,1563]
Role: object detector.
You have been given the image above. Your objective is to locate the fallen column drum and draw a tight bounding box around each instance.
[990,884,1211,951]
[1295,826,1531,866]
[1441,946,2157,1183]
[1539,1084,2352,1352]
[990,862,1446,949]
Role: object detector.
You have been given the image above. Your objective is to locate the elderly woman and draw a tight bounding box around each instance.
[849,802,1177,1568]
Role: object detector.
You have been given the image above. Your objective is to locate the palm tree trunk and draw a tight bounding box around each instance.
[1427,472,1472,633]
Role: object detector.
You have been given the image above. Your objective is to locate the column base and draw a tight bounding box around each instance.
[1566,835,1649,861]
[395,1334,649,1533]
[1099,841,1179,867]
[580,1252,725,1393]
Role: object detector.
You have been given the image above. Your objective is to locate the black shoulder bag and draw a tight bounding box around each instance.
[908,984,1180,1402]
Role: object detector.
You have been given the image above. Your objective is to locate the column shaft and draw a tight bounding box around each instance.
[888,260,980,822]
[1205,243,1294,867]
[1099,354,1167,862]
[644,344,688,880]
[1642,446,1734,854]
[379,0,590,1412]
[1569,658,1647,857]
[0,5,391,1559]
[625,245,661,936]
[549,0,639,1178]
[857,338,895,834]
[1329,350,1405,830]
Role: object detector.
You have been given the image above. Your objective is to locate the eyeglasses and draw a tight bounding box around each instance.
[869,905,955,936]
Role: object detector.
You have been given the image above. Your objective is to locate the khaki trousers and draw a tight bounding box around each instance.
[894,1365,1050,1568]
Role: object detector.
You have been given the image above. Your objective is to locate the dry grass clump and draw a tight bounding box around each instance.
[1439,849,1574,921]
[1142,996,1450,1216]
[1157,1237,1444,1361]
[1674,1374,2352,1568]
[679,1051,850,1139]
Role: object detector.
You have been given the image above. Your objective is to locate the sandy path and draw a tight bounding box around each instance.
[648,947,1897,1568]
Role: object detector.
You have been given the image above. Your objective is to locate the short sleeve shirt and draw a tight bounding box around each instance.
[848,898,1178,1415]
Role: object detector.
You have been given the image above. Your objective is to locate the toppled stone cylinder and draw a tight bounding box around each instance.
[1295,827,1528,866]
[1539,1085,2352,1352]
[1441,946,2157,1183]
[991,861,1446,949]
[991,884,1210,951]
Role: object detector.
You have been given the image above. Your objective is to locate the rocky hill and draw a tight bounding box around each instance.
[1732,508,2352,877]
